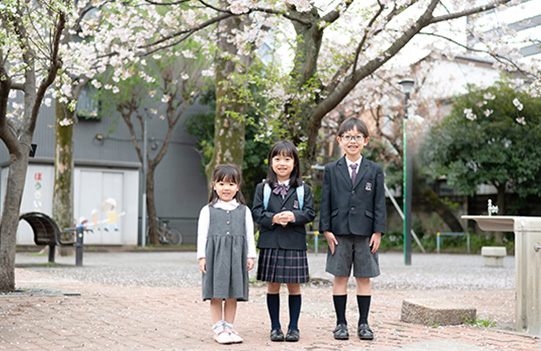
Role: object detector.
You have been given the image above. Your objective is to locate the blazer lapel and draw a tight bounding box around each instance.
[337,156,351,188]
[353,158,369,189]
[282,186,296,205]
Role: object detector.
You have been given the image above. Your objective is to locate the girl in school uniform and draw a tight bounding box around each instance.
[197,164,257,345]
[252,140,316,342]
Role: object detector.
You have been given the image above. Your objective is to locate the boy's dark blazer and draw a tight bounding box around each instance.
[319,155,386,237]
[252,182,316,250]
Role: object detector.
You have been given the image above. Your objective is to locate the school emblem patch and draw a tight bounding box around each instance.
[365,182,372,191]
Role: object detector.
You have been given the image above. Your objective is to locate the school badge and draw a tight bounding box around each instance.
[293,200,300,209]
[365,182,372,191]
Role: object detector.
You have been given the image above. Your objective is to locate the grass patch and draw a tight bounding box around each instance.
[466,316,496,328]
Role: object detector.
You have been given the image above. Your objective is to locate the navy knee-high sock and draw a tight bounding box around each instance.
[357,295,371,325]
[333,294,347,325]
[267,293,281,330]
[288,294,302,331]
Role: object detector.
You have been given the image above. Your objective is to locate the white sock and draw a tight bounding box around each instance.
[212,320,225,333]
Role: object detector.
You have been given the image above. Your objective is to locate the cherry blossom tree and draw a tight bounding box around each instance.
[78,3,213,243]
[136,1,525,177]
[93,1,537,187]
[0,1,73,292]
[52,0,114,247]
[94,50,209,244]
[84,0,541,172]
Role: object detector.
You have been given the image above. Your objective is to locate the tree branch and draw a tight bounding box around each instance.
[326,0,416,95]
[139,12,234,50]
[419,31,537,80]
[121,101,144,164]
[315,0,441,121]
[429,0,511,24]
[30,10,66,134]
[352,1,385,74]
[144,0,191,5]
[321,0,354,24]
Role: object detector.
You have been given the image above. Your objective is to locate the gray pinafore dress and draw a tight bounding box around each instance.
[202,205,249,301]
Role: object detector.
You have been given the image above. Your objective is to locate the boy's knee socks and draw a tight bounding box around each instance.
[288,294,302,331]
[357,295,371,324]
[333,294,348,325]
[267,293,281,330]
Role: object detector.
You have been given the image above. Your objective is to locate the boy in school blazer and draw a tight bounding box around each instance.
[319,117,386,341]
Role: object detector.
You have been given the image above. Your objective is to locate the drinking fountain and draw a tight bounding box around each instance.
[462,202,541,335]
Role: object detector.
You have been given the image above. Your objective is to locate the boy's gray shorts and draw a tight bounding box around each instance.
[325,234,380,278]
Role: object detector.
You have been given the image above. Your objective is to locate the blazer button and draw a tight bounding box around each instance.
[281,207,286,211]
[351,207,355,211]
[226,231,230,235]
[351,191,355,195]
[226,221,230,225]
[226,210,230,214]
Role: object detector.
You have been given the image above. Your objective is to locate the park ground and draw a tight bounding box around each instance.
[0,251,539,350]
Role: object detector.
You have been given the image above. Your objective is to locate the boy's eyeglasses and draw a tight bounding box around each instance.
[341,134,365,142]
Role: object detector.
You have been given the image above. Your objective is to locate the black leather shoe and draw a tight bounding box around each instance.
[270,329,285,342]
[333,323,349,340]
[357,323,374,340]
[285,329,299,342]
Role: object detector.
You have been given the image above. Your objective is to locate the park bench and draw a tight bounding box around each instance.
[19,212,86,266]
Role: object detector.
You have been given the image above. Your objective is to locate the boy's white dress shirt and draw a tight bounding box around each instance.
[345,156,363,178]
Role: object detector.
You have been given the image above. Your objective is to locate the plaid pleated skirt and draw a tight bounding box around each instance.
[257,248,309,284]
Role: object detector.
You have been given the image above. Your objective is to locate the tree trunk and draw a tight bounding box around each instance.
[146,161,159,245]
[205,15,246,183]
[52,100,75,252]
[0,3,65,292]
[288,6,324,177]
[0,145,30,292]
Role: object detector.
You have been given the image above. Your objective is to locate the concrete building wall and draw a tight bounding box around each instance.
[1,97,209,246]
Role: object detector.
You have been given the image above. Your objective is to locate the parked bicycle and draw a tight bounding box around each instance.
[146,218,182,245]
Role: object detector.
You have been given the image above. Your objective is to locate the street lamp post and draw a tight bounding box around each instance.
[399,78,414,266]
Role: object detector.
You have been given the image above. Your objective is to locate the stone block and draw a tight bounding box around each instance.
[481,246,506,267]
[400,298,476,326]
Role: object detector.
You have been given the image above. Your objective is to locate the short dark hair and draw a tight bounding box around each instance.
[338,118,370,138]
[208,164,246,206]
[265,140,302,188]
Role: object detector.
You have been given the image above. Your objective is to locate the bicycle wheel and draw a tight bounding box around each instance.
[165,227,182,245]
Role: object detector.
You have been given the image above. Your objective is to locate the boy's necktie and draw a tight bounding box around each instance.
[350,164,358,186]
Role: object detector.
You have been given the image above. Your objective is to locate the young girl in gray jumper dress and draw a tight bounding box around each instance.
[197,164,257,345]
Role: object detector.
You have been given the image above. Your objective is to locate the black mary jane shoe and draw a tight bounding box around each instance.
[285,329,299,342]
[357,323,374,340]
[333,323,349,340]
[270,329,285,342]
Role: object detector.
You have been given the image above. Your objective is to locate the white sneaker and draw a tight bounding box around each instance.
[227,330,243,343]
[214,330,233,344]
[223,322,243,343]
[213,321,233,344]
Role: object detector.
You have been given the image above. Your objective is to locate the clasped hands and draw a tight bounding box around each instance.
[272,211,295,227]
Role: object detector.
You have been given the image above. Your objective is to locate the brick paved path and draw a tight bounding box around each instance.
[1,268,539,351]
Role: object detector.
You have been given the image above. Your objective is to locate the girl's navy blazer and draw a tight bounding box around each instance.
[319,156,386,237]
[252,182,316,250]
